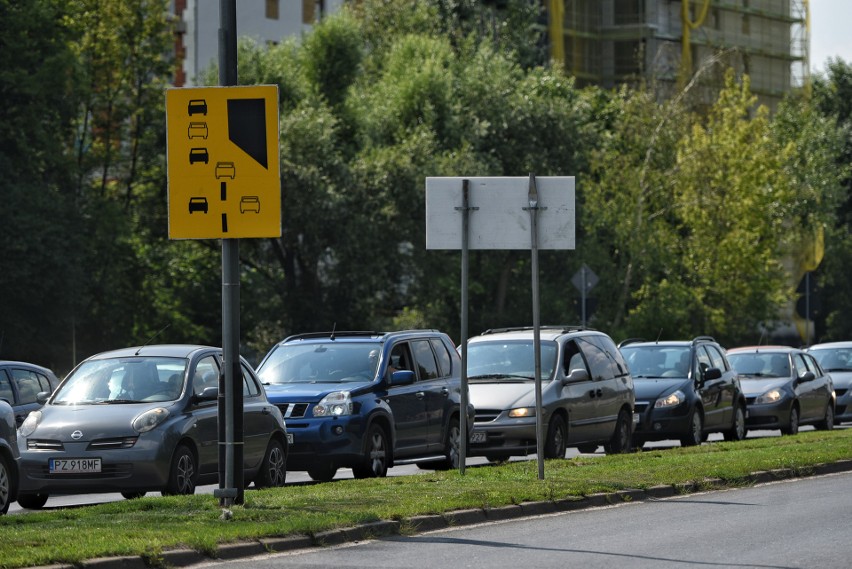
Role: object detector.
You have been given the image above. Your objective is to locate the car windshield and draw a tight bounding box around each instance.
[621,346,690,378]
[258,343,381,384]
[810,349,852,372]
[466,340,557,381]
[727,353,790,378]
[52,357,187,405]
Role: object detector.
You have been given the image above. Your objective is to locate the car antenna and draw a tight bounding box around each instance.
[757,330,766,346]
[655,329,663,343]
[330,322,337,341]
[135,324,171,356]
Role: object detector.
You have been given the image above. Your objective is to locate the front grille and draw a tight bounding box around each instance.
[634,402,649,413]
[276,403,309,418]
[27,439,63,451]
[87,437,138,450]
[474,409,502,423]
[746,396,757,405]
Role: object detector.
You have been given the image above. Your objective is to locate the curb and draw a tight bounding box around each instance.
[30,459,852,569]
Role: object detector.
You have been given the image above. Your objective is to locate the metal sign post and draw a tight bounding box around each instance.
[216,0,242,510]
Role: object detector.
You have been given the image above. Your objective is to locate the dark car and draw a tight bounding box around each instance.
[16,345,288,509]
[256,330,473,481]
[0,400,19,515]
[728,346,835,434]
[807,341,852,424]
[464,326,635,460]
[619,337,747,448]
[0,360,60,427]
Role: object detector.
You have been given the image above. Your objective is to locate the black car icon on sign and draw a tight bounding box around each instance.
[189,148,209,164]
[188,99,208,116]
[188,197,208,214]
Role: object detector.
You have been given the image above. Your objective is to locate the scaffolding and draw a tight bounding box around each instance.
[550,0,809,110]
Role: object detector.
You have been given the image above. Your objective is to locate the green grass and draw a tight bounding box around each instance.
[2,428,852,568]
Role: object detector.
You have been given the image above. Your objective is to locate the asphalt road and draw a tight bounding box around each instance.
[188,471,852,569]
[4,428,809,514]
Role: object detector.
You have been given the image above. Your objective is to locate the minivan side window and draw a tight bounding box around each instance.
[563,340,589,378]
[430,338,452,377]
[578,337,614,381]
[411,340,440,380]
[587,335,630,378]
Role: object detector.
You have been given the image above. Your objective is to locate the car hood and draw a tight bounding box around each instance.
[469,382,535,409]
[826,371,852,389]
[633,378,690,400]
[263,380,374,401]
[738,377,790,396]
[29,401,180,442]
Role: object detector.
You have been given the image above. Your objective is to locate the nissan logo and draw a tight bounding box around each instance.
[71,430,83,440]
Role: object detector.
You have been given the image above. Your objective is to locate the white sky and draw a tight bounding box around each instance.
[810,0,852,74]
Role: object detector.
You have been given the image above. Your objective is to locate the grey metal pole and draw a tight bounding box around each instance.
[216,0,242,509]
[457,179,476,476]
[581,266,587,327]
[527,173,545,480]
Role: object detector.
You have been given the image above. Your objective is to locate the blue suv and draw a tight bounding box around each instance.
[256,330,473,481]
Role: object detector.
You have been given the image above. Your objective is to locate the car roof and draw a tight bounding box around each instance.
[469,326,602,343]
[808,341,852,350]
[276,330,447,346]
[83,344,218,361]
[0,360,56,373]
[618,336,718,349]
[727,345,800,354]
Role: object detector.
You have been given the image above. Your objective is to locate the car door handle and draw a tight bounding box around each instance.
[415,391,425,399]
[441,387,449,397]
[589,388,602,398]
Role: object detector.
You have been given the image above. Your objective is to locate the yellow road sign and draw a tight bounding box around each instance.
[166,85,280,238]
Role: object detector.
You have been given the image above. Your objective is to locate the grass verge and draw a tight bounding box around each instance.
[2,428,852,568]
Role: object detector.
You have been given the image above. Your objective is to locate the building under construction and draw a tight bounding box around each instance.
[546,0,809,110]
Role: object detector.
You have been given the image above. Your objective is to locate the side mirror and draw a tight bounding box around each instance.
[703,367,722,382]
[389,369,416,386]
[563,368,590,384]
[797,370,815,383]
[194,385,219,402]
[37,392,50,404]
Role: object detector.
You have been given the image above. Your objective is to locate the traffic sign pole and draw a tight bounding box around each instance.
[216,0,242,510]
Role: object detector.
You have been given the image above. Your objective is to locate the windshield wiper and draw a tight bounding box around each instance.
[468,373,535,381]
[634,374,666,379]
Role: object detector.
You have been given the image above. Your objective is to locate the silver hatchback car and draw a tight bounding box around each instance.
[16,345,288,509]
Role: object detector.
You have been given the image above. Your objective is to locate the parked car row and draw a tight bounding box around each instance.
[2,334,849,513]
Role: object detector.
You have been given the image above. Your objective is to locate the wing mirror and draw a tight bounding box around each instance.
[389,369,416,386]
[563,368,590,384]
[797,370,815,383]
[194,385,219,402]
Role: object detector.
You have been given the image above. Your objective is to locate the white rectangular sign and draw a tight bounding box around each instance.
[425,176,575,250]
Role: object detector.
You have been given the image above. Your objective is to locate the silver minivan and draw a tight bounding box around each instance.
[464,326,635,460]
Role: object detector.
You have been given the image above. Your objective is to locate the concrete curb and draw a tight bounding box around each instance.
[32,459,852,569]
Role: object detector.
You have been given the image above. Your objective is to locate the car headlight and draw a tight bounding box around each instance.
[132,407,170,433]
[654,390,685,408]
[18,410,42,437]
[756,389,783,404]
[508,407,535,418]
[314,391,353,417]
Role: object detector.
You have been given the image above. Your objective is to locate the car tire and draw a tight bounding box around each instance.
[486,455,510,464]
[121,492,146,500]
[781,405,800,436]
[723,404,747,441]
[16,493,48,510]
[0,454,13,515]
[162,444,197,496]
[255,439,287,488]
[543,414,567,459]
[679,408,703,447]
[604,409,633,454]
[432,416,461,471]
[352,424,389,478]
[307,463,338,482]
[576,444,599,454]
[815,403,835,431]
